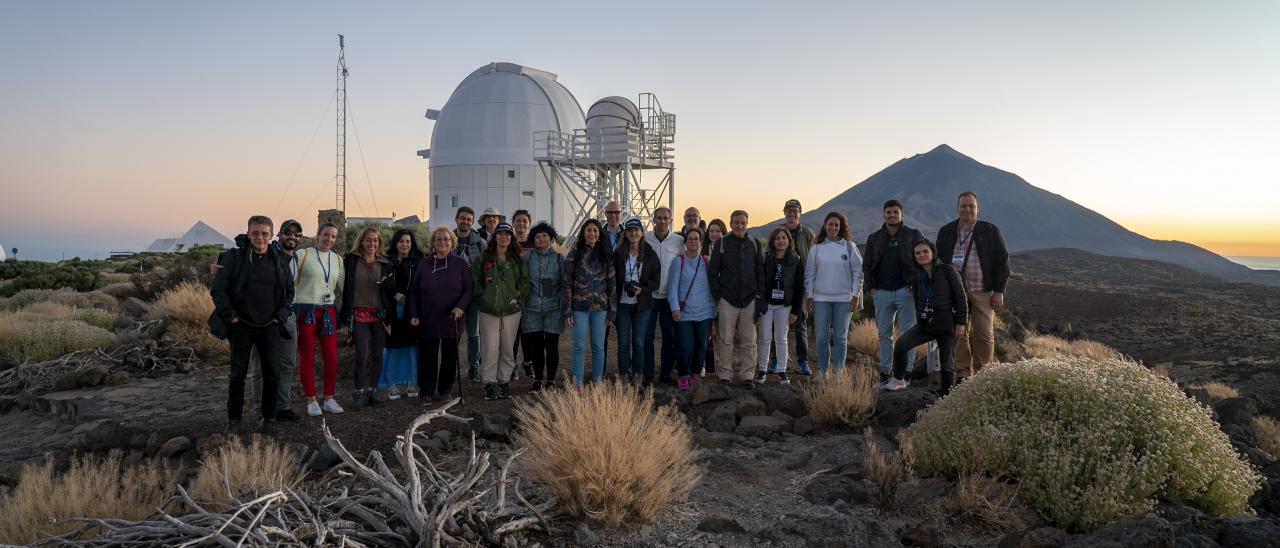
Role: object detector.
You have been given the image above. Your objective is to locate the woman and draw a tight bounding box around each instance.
[380,228,423,399]
[510,209,534,380]
[472,222,528,400]
[882,239,967,396]
[699,219,727,376]
[613,218,661,387]
[340,227,395,409]
[669,227,715,391]
[296,222,345,416]
[409,227,472,400]
[804,212,864,374]
[563,219,616,387]
[755,227,805,385]
[521,222,565,391]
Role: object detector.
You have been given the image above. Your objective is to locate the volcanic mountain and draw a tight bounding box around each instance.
[754,144,1279,286]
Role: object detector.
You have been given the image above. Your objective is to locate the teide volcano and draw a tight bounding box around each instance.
[754,144,1279,286]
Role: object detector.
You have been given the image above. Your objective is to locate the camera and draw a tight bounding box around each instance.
[624,281,640,297]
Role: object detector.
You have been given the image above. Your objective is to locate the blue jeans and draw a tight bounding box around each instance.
[465,302,481,369]
[571,310,607,386]
[644,299,677,379]
[813,300,853,372]
[676,319,713,377]
[873,288,916,373]
[615,303,651,378]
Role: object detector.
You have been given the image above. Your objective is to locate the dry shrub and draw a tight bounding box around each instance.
[0,452,177,544]
[849,319,880,359]
[1024,334,1121,362]
[187,435,305,511]
[18,302,115,330]
[1255,416,1280,459]
[0,313,114,365]
[1150,363,1171,378]
[863,427,914,510]
[512,381,699,525]
[99,281,135,299]
[902,356,1261,531]
[150,281,223,354]
[941,473,1020,530]
[803,365,878,429]
[0,288,118,313]
[1191,382,1241,402]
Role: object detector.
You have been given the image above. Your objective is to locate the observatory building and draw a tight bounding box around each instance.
[419,62,674,235]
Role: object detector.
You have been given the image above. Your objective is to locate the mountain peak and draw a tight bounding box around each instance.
[926,144,965,157]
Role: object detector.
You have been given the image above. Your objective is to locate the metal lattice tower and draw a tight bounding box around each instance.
[335,34,348,214]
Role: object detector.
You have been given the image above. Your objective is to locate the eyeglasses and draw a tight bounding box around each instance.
[279,230,301,237]
[605,210,622,215]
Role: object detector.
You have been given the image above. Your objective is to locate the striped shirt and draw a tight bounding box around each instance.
[294,248,344,305]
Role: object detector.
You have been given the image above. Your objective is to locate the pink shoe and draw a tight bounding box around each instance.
[688,374,700,387]
[677,376,690,391]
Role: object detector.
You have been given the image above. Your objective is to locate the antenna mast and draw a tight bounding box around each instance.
[335,34,348,214]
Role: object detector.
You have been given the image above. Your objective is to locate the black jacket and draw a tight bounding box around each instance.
[709,233,765,308]
[757,251,805,309]
[211,234,295,329]
[910,260,968,335]
[385,252,423,348]
[338,252,396,327]
[612,242,662,311]
[935,220,1010,293]
[862,223,924,291]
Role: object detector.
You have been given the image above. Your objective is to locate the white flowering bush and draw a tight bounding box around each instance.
[901,356,1260,532]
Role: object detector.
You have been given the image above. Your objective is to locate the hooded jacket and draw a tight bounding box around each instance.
[211,234,295,329]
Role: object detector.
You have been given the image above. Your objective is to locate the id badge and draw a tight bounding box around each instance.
[952,253,964,268]
[323,294,334,305]
[771,289,785,300]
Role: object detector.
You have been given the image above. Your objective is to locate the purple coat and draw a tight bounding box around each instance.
[407,253,473,340]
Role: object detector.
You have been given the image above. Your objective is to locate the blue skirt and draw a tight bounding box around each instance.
[380,346,419,389]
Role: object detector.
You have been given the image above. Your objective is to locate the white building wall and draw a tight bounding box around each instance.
[429,164,574,230]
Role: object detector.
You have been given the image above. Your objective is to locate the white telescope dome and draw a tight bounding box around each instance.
[585,96,639,130]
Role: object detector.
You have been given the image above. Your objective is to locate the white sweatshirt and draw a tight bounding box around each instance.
[805,240,864,302]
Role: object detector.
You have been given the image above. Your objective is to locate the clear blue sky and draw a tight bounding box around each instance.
[2,0,1278,259]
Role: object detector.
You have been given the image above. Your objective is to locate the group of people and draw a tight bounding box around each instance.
[210,192,1008,432]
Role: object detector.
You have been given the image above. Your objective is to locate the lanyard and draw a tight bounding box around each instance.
[627,253,641,282]
[316,250,332,284]
[918,268,934,311]
[773,258,785,290]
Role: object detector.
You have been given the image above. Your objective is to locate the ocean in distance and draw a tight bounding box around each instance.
[1229,256,1280,271]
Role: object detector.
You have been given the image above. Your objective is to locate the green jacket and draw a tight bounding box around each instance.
[471,254,529,316]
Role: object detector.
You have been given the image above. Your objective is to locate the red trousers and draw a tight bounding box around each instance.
[297,308,339,398]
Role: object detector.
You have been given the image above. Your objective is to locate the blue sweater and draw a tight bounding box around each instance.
[667,253,716,322]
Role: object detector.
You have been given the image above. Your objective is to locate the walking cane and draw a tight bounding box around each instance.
[453,313,465,406]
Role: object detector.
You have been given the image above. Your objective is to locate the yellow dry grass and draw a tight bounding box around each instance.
[511,381,700,525]
[1024,334,1122,362]
[0,453,177,544]
[803,365,879,429]
[187,435,305,511]
[864,427,914,510]
[1191,382,1241,402]
[849,319,880,359]
[1255,416,1280,459]
[0,312,114,365]
[150,281,223,354]
[940,473,1021,530]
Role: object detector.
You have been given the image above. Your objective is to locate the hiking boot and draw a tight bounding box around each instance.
[797,362,813,376]
[778,373,790,385]
[754,371,768,384]
[306,401,322,417]
[352,390,368,409]
[939,371,955,397]
[323,398,345,414]
[275,409,302,422]
[677,376,691,391]
[880,378,908,391]
[499,384,511,399]
[367,390,387,408]
[483,384,498,401]
[468,365,479,382]
[530,381,542,392]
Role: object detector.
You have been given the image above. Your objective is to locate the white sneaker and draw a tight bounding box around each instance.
[306,401,322,417]
[323,398,345,414]
[880,378,908,391]
[406,387,419,398]
[387,387,402,400]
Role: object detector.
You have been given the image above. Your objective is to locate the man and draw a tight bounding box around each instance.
[644,206,685,384]
[602,201,625,250]
[862,199,926,378]
[709,210,765,387]
[680,207,704,237]
[454,206,486,381]
[772,199,816,375]
[936,191,1009,380]
[245,219,303,422]
[211,215,294,433]
[475,207,504,241]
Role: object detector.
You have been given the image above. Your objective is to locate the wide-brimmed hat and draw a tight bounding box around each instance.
[481,207,505,219]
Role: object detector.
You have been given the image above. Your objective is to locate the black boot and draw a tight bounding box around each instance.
[498,383,511,399]
[483,384,497,401]
[940,371,955,397]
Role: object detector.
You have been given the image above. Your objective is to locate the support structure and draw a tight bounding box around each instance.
[534,93,675,237]
[335,34,348,214]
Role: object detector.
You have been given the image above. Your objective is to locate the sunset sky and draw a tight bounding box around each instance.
[2,1,1278,259]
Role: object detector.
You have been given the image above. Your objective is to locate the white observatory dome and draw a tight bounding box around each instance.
[424,62,585,230]
[585,96,639,130]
